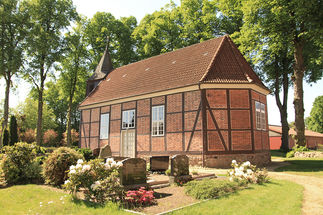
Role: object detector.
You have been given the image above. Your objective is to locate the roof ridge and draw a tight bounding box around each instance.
[199,35,227,82]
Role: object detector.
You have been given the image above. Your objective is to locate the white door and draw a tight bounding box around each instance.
[121,129,135,158]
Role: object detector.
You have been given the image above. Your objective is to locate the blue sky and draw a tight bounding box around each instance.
[0,0,322,126]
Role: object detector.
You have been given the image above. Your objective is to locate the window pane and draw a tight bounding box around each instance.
[158,106,164,121]
[129,110,135,128]
[255,101,260,111]
[100,114,109,139]
[152,107,157,121]
[158,122,164,135]
[261,103,265,113]
[152,122,158,135]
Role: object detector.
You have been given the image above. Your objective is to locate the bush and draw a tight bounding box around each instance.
[286,151,295,158]
[0,142,42,185]
[20,129,36,143]
[185,179,246,200]
[9,115,19,145]
[227,160,269,184]
[43,129,59,147]
[64,158,123,203]
[286,145,309,158]
[73,147,94,161]
[165,169,171,176]
[43,147,83,186]
[125,187,156,207]
[3,129,9,146]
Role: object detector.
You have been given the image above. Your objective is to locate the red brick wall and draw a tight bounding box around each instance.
[205,89,269,154]
[79,89,269,159]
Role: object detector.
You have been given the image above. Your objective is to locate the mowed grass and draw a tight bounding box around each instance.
[0,185,128,215]
[275,158,323,177]
[270,150,286,159]
[171,179,303,215]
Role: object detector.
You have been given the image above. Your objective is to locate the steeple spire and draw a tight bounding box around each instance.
[88,37,113,81]
[86,37,114,95]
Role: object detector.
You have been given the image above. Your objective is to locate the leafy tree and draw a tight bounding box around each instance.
[84,12,137,70]
[9,115,18,145]
[22,0,77,145]
[179,0,220,46]
[2,129,9,146]
[133,0,220,59]
[0,0,28,147]
[234,0,322,147]
[14,96,57,132]
[306,95,323,133]
[133,2,183,58]
[44,81,68,138]
[60,21,89,146]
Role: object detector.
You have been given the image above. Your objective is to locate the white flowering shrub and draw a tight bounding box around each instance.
[64,158,124,203]
[228,160,269,184]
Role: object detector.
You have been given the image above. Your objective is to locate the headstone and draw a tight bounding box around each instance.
[120,158,147,186]
[170,154,189,176]
[98,145,112,159]
[92,148,100,157]
[150,156,169,172]
[112,156,129,162]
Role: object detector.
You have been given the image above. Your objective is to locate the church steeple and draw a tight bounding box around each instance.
[86,37,113,96]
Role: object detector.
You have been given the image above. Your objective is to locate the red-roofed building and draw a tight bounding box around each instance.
[79,35,271,167]
[269,125,323,150]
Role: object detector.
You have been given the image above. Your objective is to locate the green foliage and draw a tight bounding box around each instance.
[64,158,123,203]
[306,95,323,133]
[2,129,9,146]
[165,169,171,176]
[9,115,18,145]
[84,12,137,70]
[0,142,42,185]
[75,148,94,161]
[185,179,247,200]
[286,145,309,158]
[15,96,57,131]
[42,147,83,186]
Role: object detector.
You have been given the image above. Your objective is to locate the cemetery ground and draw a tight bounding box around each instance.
[1,159,323,214]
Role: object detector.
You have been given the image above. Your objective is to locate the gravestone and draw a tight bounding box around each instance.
[150,156,169,172]
[92,148,100,157]
[98,145,112,159]
[170,154,189,176]
[120,158,147,186]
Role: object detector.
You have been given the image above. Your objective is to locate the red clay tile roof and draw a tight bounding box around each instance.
[80,35,268,107]
[269,125,323,138]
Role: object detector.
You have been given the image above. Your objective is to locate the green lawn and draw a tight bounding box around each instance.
[171,179,303,215]
[0,185,128,215]
[275,158,323,177]
[270,150,286,159]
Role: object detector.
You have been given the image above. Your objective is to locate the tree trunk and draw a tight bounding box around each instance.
[0,77,11,147]
[274,57,290,152]
[36,80,44,146]
[292,41,306,146]
[66,95,73,146]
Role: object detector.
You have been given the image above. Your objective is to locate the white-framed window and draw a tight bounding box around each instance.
[255,101,266,130]
[152,105,164,136]
[100,113,109,139]
[122,109,135,129]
